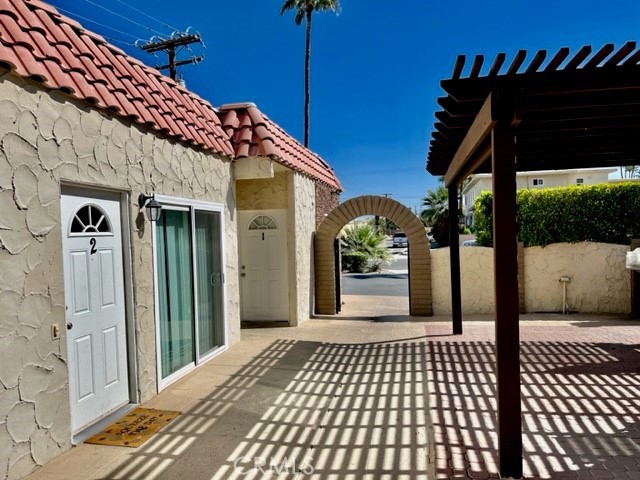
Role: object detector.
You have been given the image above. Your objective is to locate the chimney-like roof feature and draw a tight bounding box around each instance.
[219,103,342,191]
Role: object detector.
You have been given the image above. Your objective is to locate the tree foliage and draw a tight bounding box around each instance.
[341,223,391,273]
[421,186,450,247]
[473,182,640,247]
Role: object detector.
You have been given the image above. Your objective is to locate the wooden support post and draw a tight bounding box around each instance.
[492,118,523,479]
[448,185,462,334]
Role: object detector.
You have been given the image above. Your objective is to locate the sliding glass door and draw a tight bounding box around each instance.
[156,209,194,378]
[155,202,225,385]
[194,211,224,359]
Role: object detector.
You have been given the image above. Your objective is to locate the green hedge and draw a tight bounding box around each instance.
[473,182,640,247]
[341,251,369,273]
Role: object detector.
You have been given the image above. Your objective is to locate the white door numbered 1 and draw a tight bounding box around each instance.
[239,210,289,321]
[61,192,129,433]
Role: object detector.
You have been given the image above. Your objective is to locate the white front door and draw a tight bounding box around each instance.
[61,192,129,433]
[239,210,288,321]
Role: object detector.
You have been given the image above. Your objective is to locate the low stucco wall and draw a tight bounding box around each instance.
[431,247,495,314]
[432,242,630,314]
[0,72,240,477]
[525,242,630,313]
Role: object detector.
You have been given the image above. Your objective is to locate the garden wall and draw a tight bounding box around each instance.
[431,242,630,314]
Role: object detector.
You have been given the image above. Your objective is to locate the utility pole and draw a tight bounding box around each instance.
[139,30,203,80]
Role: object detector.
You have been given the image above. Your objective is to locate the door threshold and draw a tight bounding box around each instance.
[72,403,137,445]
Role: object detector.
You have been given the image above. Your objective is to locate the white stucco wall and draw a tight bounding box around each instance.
[287,172,316,326]
[431,242,630,315]
[431,247,495,314]
[525,242,630,313]
[0,72,240,478]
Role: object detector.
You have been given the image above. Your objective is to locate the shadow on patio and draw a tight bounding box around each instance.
[426,323,640,479]
[98,336,433,479]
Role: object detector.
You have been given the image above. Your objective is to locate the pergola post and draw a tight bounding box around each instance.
[491,115,522,478]
[448,185,462,334]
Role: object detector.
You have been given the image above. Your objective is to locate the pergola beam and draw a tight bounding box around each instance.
[444,94,495,188]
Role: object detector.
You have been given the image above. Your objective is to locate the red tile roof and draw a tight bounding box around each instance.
[219,103,342,191]
[0,0,234,157]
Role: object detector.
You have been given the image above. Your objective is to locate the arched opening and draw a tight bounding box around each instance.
[315,195,432,316]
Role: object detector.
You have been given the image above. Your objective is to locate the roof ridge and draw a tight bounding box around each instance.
[0,0,234,157]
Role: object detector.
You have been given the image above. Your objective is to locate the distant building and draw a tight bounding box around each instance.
[461,167,617,225]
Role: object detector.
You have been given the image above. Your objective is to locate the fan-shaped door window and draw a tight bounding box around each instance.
[248,215,278,230]
[69,204,113,236]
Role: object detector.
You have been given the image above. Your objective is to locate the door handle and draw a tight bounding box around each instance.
[66,322,73,330]
[241,273,246,277]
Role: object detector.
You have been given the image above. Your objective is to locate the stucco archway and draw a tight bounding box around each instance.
[315,195,432,316]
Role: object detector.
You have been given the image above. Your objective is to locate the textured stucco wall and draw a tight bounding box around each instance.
[288,173,316,325]
[431,247,495,314]
[236,172,288,210]
[525,242,630,313]
[431,242,630,314]
[0,72,239,478]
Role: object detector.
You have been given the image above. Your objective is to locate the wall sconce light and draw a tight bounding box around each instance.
[138,193,162,222]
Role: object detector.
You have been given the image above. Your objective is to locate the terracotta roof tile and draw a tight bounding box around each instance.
[219,103,342,191]
[0,0,233,157]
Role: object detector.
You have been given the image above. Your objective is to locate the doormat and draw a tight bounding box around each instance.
[84,408,181,448]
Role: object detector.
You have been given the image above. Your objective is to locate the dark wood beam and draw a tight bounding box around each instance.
[604,41,636,66]
[525,50,547,73]
[470,55,484,78]
[565,45,592,69]
[452,55,465,79]
[491,114,523,479]
[441,65,640,102]
[444,94,495,187]
[448,185,462,335]
[545,47,570,71]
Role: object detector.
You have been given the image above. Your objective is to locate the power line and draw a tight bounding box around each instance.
[55,6,141,41]
[113,0,179,32]
[104,36,137,47]
[82,0,166,36]
[336,167,425,176]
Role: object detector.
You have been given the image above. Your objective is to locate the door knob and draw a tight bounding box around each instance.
[66,323,73,330]
[241,273,246,277]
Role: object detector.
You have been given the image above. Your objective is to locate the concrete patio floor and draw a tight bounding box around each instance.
[24,295,640,480]
[25,295,433,480]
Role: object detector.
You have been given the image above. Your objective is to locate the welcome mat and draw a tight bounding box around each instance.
[85,408,181,448]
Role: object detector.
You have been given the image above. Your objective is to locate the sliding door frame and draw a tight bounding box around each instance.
[152,195,228,391]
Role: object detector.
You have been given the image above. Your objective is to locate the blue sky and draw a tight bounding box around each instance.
[49,0,640,213]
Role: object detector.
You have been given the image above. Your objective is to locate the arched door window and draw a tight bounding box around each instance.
[248,215,278,230]
[69,204,113,236]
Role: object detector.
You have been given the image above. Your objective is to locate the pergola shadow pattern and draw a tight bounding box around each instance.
[99,338,433,479]
[426,322,640,479]
[315,195,432,316]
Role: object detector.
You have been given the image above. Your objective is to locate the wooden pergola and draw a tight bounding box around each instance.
[426,41,640,478]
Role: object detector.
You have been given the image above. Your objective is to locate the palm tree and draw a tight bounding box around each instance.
[420,186,449,226]
[421,186,450,247]
[280,0,340,147]
[341,223,391,273]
